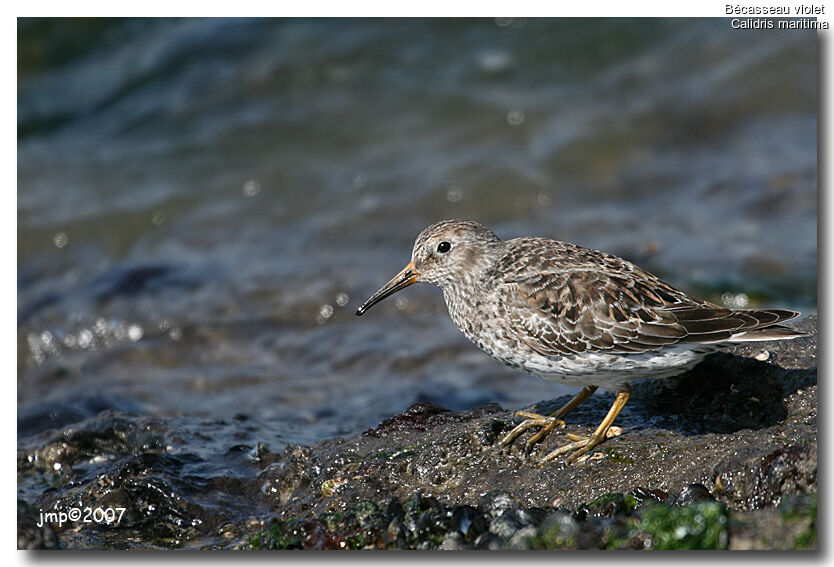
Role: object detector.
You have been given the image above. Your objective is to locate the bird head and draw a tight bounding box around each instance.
[356,220,502,316]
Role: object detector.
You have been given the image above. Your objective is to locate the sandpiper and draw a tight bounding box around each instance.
[356,220,802,464]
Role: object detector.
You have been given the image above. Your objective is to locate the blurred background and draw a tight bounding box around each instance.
[18,18,817,449]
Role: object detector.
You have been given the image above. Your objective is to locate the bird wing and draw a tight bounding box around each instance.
[494,241,797,356]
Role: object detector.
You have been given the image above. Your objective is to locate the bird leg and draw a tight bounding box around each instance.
[537,385,631,465]
[499,386,598,451]
[499,411,564,452]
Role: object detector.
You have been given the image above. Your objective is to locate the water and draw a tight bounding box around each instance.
[19,18,816,469]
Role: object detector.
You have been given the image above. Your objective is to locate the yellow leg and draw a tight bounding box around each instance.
[553,386,598,420]
[499,386,598,450]
[538,384,631,465]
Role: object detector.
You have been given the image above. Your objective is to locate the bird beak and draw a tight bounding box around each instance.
[356,261,419,316]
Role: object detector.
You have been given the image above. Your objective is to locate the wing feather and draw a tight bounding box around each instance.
[493,239,800,357]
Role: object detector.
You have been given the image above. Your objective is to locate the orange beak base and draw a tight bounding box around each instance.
[356,262,418,316]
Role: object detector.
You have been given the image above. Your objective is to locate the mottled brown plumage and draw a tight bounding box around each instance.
[356,220,803,464]
[494,240,798,357]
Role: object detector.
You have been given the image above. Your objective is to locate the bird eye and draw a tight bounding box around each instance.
[436,241,451,254]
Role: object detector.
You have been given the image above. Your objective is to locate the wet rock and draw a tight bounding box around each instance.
[510,506,549,526]
[673,484,715,506]
[45,453,214,545]
[249,519,305,550]
[18,413,270,549]
[637,352,790,434]
[535,511,579,548]
[17,500,59,550]
[451,505,487,542]
[438,532,465,550]
[628,500,729,550]
[475,419,510,446]
[364,402,451,437]
[507,525,537,550]
[489,513,523,538]
[17,395,144,438]
[383,517,405,548]
[478,489,521,518]
[240,315,816,549]
[473,532,503,550]
[630,487,672,505]
[18,316,816,549]
[582,492,640,518]
[712,442,817,510]
[260,450,314,505]
[728,493,817,550]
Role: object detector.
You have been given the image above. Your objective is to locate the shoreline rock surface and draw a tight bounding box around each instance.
[18,316,817,550]
[250,315,817,549]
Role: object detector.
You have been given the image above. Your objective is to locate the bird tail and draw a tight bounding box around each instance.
[729,323,806,342]
[726,309,805,342]
[671,307,804,343]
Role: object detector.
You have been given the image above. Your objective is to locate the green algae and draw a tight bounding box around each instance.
[633,500,728,550]
[781,493,817,550]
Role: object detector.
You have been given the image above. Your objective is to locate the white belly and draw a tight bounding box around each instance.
[444,289,720,392]
[520,345,717,390]
[471,327,718,391]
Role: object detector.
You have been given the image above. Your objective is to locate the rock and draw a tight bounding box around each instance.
[17,316,817,550]
[478,489,520,518]
[507,526,538,550]
[673,484,715,506]
[536,511,579,548]
[474,532,504,550]
[728,493,817,550]
[17,500,59,550]
[489,514,523,538]
[243,315,816,549]
[438,532,464,550]
[450,505,487,542]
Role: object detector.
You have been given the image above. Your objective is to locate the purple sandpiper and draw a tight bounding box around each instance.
[356,220,803,464]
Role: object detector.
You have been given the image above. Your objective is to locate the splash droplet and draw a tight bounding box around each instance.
[721,292,749,309]
[506,108,525,126]
[353,173,368,188]
[316,304,334,324]
[242,179,261,197]
[127,325,144,341]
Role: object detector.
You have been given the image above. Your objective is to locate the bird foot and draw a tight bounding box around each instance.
[499,410,565,452]
[536,426,623,465]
